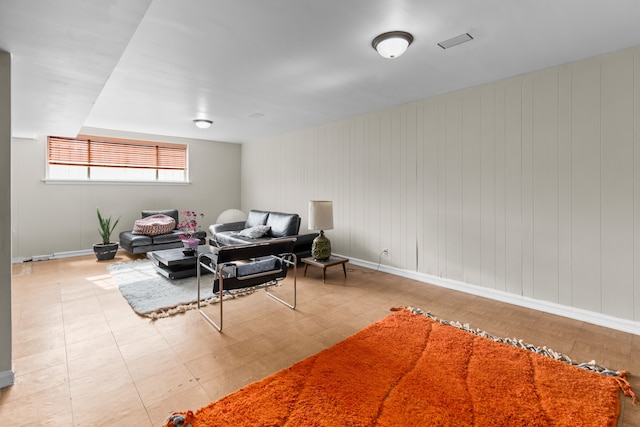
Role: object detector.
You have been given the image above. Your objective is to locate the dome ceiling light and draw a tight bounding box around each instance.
[193,119,213,129]
[372,31,414,59]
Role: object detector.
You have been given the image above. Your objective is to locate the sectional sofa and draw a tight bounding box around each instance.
[209,209,317,260]
[119,209,206,254]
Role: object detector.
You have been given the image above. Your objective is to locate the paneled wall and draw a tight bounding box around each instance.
[242,45,640,323]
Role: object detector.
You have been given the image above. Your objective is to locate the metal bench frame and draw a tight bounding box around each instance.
[196,238,297,332]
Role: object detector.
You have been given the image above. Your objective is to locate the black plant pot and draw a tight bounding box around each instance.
[93,243,118,261]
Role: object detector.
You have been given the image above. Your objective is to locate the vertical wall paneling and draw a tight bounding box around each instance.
[521,78,535,298]
[379,112,394,265]
[310,129,320,206]
[504,78,523,295]
[416,101,425,271]
[437,101,448,277]
[391,107,406,268]
[445,96,464,281]
[324,122,336,247]
[338,122,353,254]
[367,113,381,258]
[378,112,392,263]
[557,66,573,306]
[406,103,418,271]
[420,100,440,275]
[362,117,373,259]
[571,59,602,312]
[480,86,497,289]
[462,89,482,285]
[392,107,405,267]
[332,124,347,253]
[494,86,507,291]
[600,52,634,318]
[364,115,378,260]
[349,120,364,257]
[532,70,560,302]
[241,45,640,323]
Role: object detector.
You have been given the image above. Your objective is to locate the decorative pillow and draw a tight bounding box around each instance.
[238,225,271,239]
[132,214,176,236]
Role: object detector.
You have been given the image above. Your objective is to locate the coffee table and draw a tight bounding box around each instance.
[147,245,215,279]
[301,256,349,283]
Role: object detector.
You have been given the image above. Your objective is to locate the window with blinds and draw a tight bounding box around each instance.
[47,135,188,182]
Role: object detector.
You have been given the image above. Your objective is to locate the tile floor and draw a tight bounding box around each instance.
[1,251,639,426]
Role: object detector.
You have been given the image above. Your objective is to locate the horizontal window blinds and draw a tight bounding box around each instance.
[48,136,186,170]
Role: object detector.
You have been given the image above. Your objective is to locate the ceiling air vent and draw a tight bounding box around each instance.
[437,33,474,49]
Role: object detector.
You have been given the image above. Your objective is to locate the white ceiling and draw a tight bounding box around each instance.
[2,0,640,143]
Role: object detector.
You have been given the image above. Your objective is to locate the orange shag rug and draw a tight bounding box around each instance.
[165,308,636,427]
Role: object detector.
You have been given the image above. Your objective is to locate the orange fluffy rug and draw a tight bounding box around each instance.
[164,308,636,427]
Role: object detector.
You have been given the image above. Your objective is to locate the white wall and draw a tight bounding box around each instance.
[11,128,241,259]
[1,51,14,388]
[242,45,640,325]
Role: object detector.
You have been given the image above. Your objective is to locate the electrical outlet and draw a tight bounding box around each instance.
[382,249,389,257]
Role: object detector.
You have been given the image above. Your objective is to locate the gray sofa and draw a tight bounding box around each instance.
[119,209,206,254]
[209,209,317,260]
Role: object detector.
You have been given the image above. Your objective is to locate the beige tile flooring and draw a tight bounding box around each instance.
[1,251,639,426]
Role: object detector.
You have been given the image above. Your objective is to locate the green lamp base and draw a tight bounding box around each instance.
[312,230,331,261]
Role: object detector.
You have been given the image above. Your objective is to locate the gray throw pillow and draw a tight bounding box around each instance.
[238,225,271,239]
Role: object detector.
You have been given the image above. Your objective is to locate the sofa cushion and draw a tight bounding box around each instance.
[236,257,278,277]
[132,214,176,236]
[119,231,152,247]
[245,210,269,228]
[266,212,300,238]
[238,225,271,239]
[214,231,272,246]
[152,230,183,244]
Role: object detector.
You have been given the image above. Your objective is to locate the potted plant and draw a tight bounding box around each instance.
[94,207,121,261]
[178,210,204,254]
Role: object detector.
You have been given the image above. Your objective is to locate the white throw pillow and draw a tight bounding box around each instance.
[238,225,271,238]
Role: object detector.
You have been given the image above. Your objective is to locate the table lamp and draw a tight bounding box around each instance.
[308,200,333,261]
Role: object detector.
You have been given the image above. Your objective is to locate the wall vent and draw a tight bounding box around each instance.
[438,33,474,49]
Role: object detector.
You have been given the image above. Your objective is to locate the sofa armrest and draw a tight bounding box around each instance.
[209,221,245,236]
[292,233,318,246]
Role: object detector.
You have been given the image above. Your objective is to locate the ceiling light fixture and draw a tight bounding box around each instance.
[372,31,414,59]
[193,119,213,129]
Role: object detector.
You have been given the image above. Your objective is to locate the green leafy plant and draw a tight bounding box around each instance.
[97,207,120,245]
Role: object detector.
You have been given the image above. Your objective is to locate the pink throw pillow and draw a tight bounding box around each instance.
[131,214,176,236]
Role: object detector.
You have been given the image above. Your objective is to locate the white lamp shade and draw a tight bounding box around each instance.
[215,209,247,224]
[308,201,333,230]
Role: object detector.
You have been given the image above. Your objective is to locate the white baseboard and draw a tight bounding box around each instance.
[0,369,15,389]
[12,248,96,264]
[346,256,640,336]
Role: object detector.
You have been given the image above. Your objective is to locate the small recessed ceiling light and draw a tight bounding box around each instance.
[249,113,264,119]
[193,119,213,129]
[372,31,414,59]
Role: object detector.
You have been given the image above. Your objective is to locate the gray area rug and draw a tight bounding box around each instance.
[108,259,257,319]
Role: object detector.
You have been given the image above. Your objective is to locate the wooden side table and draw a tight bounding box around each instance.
[301,256,349,283]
